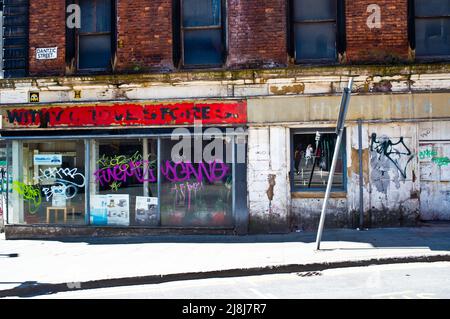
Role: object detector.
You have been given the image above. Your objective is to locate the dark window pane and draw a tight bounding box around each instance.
[295,22,336,61]
[415,0,450,17]
[96,0,112,32]
[293,0,336,21]
[183,0,221,27]
[80,0,111,33]
[415,18,450,56]
[184,29,222,65]
[80,0,95,32]
[79,35,111,69]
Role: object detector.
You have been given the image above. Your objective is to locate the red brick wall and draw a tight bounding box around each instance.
[346,0,409,63]
[29,0,66,76]
[116,0,173,72]
[227,0,287,68]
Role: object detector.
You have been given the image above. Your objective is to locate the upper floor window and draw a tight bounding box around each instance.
[180,0,225,67]
[414,0,450,58]
[77,0,113,71]
[291,0,344,63]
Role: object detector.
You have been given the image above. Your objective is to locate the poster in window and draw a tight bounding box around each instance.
[135,196,158,226]
[51,186,67,207]
[106,194,130,226]
[90,195,108,225]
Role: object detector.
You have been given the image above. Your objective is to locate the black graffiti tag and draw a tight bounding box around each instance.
[370,133,414,179]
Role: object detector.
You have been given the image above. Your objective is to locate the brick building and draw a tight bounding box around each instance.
[0,0,449,238]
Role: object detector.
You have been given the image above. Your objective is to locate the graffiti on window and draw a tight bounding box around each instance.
[161,161,229,183]
[36,167,86,202]
[12,181,42,214]
[171,182,204,210]
[94,160,157,188]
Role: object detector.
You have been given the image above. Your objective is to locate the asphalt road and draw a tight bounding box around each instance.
[26,262,450,299]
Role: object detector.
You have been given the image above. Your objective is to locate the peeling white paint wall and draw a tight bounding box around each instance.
[247,127,290,232]
[419,121,450,221]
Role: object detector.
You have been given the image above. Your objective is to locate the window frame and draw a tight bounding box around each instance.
[290,128,347,193]
[179,0,226,69]
[411,0,450,61]
[0,6,3,79]
[289,0,346,64]
[75,0,116,73]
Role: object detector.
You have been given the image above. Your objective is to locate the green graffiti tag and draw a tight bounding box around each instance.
[419,149,438,160]
[12,181,42,214]
[432,157,450,167]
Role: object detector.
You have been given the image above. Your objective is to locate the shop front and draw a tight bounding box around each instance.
[0,100,248,238]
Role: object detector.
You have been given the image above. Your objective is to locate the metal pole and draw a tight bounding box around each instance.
[143,138,149,197]
[85,139,91,225]
[358,119,364,229]
[316,78,353,250]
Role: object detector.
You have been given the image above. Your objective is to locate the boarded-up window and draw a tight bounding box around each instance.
[414,0,450,58]
[181,0,224,66]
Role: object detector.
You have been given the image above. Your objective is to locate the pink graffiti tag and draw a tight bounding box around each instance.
[171,182,204,210]
[93,160,157,187]
[161,161,229,183]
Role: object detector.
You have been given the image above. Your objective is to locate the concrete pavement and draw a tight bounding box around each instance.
[1,224,450,297]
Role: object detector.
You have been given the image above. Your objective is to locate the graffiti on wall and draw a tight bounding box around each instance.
[370,133,414,179]
[3,101,247,129]
[432,157,450,167]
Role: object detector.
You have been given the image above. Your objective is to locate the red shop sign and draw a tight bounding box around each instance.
[2,100,247,129]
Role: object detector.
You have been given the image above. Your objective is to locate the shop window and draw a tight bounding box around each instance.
[77,0,113,70]
[7,135,240,228]
[290,0,345,63]
[90,139,158,227]
[9,140,87,225]
[413,0,450,59]
[159,137,233,227]
[179,0,225,67]
[291,130,346,191]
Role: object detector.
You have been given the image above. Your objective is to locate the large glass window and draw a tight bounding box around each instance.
[10,140,86,225]
[159,137,233,227]
[292,0,338,62]
[90,139,158,227]
[78,0,113,70]
[414,0,450,58]
[181,0,224,66]
[7,134,240,228]
[291,130,345,191]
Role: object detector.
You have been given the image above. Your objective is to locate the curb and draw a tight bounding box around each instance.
[2,254,450,298]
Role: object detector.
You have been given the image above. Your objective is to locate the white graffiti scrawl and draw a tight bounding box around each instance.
[36,167,86,201]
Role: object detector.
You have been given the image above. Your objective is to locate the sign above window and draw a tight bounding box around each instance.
[36,47,58,60]
[2,100,247,129]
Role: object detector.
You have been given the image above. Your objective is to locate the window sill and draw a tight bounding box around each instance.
[292,191,347,199]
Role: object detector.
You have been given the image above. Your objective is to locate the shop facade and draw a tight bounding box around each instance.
[0,100,249,237]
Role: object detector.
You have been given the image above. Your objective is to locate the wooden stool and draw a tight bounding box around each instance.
[46,207,76,224]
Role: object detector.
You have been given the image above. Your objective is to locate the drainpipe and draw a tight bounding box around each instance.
[358,119,364,230]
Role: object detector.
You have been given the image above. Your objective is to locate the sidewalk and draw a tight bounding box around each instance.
[1,225,450,297]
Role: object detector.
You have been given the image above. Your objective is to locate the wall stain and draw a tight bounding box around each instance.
[266,174,276,202]
[270,83,305,95]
